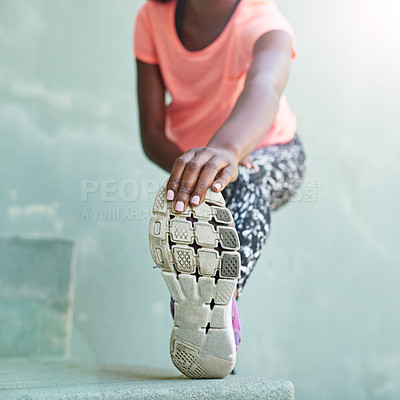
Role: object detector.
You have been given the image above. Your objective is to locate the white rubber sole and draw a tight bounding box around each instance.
[149,181,241,379]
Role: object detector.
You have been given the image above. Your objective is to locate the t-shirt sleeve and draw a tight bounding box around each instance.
[134,4,159,64]
[242,1,297,61]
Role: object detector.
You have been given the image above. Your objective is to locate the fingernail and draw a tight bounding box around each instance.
[175,201,184,212]
[191,195,200,205]
[214,182,222,191]
[166,190,174,201]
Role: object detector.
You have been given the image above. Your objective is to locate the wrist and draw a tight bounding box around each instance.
[206,140,241,163]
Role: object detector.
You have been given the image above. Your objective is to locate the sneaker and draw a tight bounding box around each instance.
[170,295,242,351]
[149,181,241,378]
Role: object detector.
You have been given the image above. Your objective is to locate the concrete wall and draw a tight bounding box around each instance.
[0,1,399,399]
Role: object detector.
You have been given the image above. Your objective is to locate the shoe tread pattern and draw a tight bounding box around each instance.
[149,181,241,378]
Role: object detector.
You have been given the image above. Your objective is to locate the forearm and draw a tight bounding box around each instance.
[141,130,183,173]
[136,60,181,172]
[208,78,279,161]
[208,31,291,161]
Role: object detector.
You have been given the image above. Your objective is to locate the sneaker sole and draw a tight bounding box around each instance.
[149,181,241,379]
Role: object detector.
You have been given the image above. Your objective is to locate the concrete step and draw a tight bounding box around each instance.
[0,358,295,400]
[0,237,75,358]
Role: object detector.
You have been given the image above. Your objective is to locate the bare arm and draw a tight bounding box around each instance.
[207,30,291,159]
[166,30,293,211]
[136,60,182,172]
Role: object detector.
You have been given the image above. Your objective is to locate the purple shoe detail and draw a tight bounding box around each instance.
[170,297,175,319]
[170,296,242,352]
[232,296,242,351]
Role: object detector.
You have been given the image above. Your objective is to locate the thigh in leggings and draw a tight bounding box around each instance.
[222,134,306,297]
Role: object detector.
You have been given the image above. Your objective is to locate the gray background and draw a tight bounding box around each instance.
[0,0,399,399]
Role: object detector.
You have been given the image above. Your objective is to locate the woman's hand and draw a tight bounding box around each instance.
[166,146,239,212]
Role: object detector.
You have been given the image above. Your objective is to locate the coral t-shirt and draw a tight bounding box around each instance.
[134,0,297,152]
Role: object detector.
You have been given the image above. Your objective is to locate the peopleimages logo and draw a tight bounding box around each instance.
[81,179,161,202]
[81,179,161,221]
[80,178,318,221]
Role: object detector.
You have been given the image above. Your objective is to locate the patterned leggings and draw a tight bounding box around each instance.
[223,134,306,297]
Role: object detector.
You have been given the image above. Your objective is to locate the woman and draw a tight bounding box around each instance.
[135,0,306,378]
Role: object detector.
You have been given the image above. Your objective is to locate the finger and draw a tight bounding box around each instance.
[245,160,259,172]
[174,150,214,211]
[241,161,252,169]
[252,162,260,173]
[239,157,259,171]
[239,157,252,168]
[190,156,227,205]
[166,150,196,202]
[212,166,237,192]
